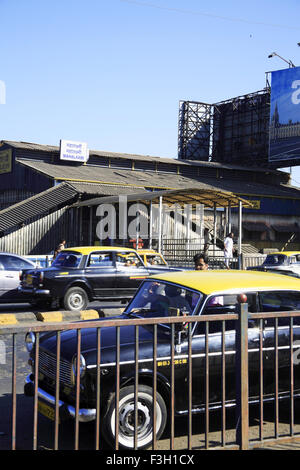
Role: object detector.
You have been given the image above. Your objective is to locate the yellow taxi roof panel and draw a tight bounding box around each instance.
[268,251,300,256]
[149,270,300,295]
[64,246,137,255]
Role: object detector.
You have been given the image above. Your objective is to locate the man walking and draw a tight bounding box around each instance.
[224,232,234,269]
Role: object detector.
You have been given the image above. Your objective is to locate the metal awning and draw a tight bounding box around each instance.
[72,186,248,258]
[73,187,253,209]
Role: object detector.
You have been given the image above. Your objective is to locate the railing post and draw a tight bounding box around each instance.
[236,302,249,450]
[238,253,244,270]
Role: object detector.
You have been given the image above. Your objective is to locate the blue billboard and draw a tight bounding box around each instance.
[269,66,300,165]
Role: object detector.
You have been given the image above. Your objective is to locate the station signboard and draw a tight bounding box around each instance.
[60,139,89,163]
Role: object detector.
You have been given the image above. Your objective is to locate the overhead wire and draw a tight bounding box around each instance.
[119,0,300,31]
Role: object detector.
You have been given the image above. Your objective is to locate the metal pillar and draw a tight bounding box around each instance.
[213,203,217,256]
[89,207,93,246]
[237,200,243,268]
[149,201,153,250]
[235,302,249,450]
[228,202,232,234]
[158,196,163,254]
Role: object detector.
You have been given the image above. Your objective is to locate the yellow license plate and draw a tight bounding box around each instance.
[38,400,57,422]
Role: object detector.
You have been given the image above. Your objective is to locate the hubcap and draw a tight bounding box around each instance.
[119,401,151,437]
[69,292,84,309]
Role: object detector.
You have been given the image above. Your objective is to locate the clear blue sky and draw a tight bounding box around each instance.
[1,0,300,182]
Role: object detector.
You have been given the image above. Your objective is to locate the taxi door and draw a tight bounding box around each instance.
[258,290,300,397]
[84,251,117,298]
[173,293,262,412]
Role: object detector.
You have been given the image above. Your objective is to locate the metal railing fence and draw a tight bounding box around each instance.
[166,254,266,271]
[2,307,300,451]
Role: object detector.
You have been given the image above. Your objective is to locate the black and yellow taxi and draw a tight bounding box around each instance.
[137,249,168,267]
[24,270,300,449]
[19,246,180,310]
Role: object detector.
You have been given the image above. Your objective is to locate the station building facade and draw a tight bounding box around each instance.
[0,140,299,255]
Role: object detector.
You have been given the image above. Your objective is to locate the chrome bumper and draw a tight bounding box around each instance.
[25,374,96,423]
[18,286,50,295]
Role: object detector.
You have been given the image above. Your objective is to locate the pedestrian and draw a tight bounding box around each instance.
[193,253,208,271]
[224,232,234,269]
[53,239,66,259]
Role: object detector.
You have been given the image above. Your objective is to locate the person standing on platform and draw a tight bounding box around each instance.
[224,232,234,269]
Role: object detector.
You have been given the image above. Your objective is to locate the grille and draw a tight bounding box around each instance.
[39,348,73,387]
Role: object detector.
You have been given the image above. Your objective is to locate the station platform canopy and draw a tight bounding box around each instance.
[73,186,253,209]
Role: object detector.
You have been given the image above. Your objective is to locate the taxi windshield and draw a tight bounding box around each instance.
[263,254,287,266]
[125,280,202,323]
[51,251,82,268]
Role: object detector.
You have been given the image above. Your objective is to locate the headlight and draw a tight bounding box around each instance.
[71,354,86,383]
[25,332,36,352]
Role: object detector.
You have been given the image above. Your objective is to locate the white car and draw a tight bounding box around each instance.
[247,251,300,277]
[0,253,35,302]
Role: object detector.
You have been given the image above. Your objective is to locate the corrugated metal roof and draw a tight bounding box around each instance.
[16,159,196,189]
[0,180,148,233]
[66,181,147,196]
[2,139,285,174]
[0,183,78,233]
[16,158,300,199]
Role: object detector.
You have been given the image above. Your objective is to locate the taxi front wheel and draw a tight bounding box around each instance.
[63,287,89,311]
[103,384,167,450]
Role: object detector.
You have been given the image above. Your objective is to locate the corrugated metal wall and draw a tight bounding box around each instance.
[0,207,80,255]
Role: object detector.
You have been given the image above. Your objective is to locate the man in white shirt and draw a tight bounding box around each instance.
[224,232,234,269]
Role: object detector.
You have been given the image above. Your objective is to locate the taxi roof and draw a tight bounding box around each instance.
[137,249,161,255]
[268,251,300,256]
[150,270,300,295]
[64,246,137,255]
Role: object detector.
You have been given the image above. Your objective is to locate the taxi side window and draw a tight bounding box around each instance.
[198,293,258,333]
[259,291,300,312]
[147,255,165,266]
[259,291,300,326]
[88,252,114,267]
[116,252,142,268]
